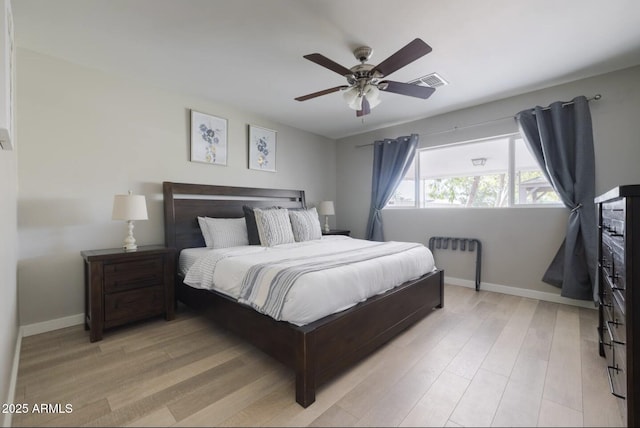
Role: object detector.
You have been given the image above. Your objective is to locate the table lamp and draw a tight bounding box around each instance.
[112,190,148,250]
[317,201,335,233]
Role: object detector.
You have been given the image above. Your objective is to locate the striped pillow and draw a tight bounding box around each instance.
[289,207,322,242]
[199,217,249,249]
[254,208,295,247]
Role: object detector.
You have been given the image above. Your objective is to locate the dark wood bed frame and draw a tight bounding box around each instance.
[162,181,444,407]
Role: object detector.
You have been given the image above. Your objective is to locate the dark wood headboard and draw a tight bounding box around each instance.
[163,182,306,253]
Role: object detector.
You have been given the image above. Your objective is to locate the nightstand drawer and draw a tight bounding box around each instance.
[104,257,163,292]
[104,285,165,326]
[82,245,175,342]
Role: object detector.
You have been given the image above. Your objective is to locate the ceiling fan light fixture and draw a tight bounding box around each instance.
[344,84,381,110]
[347,96,363,111]
[342,86,359,105]
[365,84,381,107]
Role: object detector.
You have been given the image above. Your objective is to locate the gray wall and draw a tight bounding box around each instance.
[336,65,640,296]
[16,48,337,325]
[0,135,18,427]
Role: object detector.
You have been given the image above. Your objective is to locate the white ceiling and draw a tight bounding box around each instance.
[12,0,640,139]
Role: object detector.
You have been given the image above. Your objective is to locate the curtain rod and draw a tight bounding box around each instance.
[356,94,601,148]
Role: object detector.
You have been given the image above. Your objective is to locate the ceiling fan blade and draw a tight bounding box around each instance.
[295,85,348,102]
[356,96,371,117]
[303,53,354,76]
[373,38,432,77]
[379,80,436,99]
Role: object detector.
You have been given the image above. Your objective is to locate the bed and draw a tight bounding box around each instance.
[163,181,444,407]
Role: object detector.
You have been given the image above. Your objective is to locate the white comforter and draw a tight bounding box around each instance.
[182,236,436,326]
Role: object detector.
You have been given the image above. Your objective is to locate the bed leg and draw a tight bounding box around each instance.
[295,331,316,407]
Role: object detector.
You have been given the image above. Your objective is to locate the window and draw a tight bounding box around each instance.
[386,133,561,208]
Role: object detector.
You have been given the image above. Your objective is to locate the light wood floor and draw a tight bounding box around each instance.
[13,284,624,427]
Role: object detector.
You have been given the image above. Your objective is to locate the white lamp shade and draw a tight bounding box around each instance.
[317,201,335,216]
[112,192,148,221]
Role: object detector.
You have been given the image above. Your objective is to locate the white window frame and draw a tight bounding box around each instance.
[386,133,563,209]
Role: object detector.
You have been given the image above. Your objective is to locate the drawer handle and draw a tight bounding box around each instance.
[600,294,612,308]
[112,275,157,286]
[605,226,623,237]
[606,320,625,346]
[606,365,626,400]
[602,266,616,282]
[607,318,624,329]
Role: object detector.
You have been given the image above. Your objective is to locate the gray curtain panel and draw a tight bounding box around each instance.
[516,96,597,301]
[366,134,419,241]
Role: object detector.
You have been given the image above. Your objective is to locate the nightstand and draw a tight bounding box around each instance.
[322,229,351,236]
[81,245,175,342]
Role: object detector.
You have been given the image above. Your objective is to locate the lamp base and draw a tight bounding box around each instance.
[323,216,330,233]
[123,220,138,251]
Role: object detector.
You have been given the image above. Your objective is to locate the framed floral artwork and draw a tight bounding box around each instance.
[190,110,227,165]
[248,125,276,172]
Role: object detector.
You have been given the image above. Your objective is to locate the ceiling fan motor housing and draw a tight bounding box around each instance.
[353,46,373,62]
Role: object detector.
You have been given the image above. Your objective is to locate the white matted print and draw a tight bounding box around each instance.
[190,110,227,165]
[248,125,276,172]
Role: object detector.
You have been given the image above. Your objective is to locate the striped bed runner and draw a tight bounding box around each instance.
[238,241,422,320]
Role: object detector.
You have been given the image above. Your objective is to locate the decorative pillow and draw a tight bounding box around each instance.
[254,208,295,247]
[198,217,249,249]
[289,207,322,242]
[242,205,261,245]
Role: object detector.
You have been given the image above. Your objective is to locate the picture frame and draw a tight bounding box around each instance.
[190,110,227,165]
[248,125,277,172]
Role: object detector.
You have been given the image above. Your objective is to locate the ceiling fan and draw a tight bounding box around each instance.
[294,38,436,117]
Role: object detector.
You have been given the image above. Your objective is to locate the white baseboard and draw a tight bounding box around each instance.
[2,332,22,428]
[21,313,85,337]
[1,314,84,427]
[446,276,596,309]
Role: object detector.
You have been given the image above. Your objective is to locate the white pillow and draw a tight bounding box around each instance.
[197,216,213,247]
[197,217,249,249]
[254,208,295,247]
[289,207,322,242]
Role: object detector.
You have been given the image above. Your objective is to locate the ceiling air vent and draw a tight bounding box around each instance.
[408,72,448,88]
